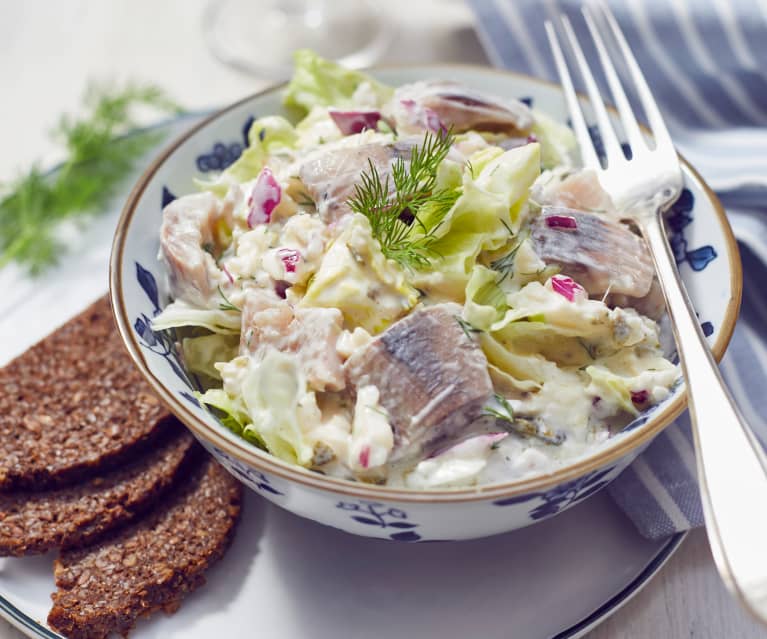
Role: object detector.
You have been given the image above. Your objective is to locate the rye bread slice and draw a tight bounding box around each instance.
[48,457,242,639]
[0,295,169,491]
[0,422,199,557]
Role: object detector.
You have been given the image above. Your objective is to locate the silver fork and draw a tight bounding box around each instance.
[546,2,767,625]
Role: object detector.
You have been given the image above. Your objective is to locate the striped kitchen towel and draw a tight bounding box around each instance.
[466,0,767,539]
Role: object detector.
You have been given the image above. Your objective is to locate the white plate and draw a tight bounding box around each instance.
[0,116,683,639]
[0,491,681,639]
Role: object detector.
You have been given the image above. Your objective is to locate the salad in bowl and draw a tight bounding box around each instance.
[151,51,679,491]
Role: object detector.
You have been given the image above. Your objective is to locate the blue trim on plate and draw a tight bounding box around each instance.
[0,596,61,639]
[0,533,686,639]
[552,532,686,639]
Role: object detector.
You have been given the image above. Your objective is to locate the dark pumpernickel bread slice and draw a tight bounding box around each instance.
[0,295,170,491]
[0,422,199,557]
[48,457,243,639]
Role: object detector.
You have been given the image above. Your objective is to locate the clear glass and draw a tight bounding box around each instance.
[203,0,393,79]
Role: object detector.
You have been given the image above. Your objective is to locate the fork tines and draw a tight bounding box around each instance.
[544,2,676,171]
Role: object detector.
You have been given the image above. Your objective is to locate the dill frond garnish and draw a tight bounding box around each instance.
[347,129,458,269]
[0,83,182,275]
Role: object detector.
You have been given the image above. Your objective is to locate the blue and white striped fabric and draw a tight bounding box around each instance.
[466,0,767,539]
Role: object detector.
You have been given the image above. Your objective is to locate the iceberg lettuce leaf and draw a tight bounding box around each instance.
[182,333,239,380]
[284,49,393,115]
[530,109,577,169]
[463,265,507,330]
[411,144,541,300]
[196,387,265,446]
[151,300,241,334]
[240,350,315,466]
[302,215,417,333]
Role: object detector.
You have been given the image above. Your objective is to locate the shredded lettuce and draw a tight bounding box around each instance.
[479,332,550,386]
[411,143,541,300]
[490,281,659,348]
[466,146,504,177]
[284,49,393,115]
[240,349,315,466]
[473,142,541,230]
[301,214,418,333]
[530,109,577,169]
[182,333,239,380]
[196,387,263,445]
[463,265,507,330]
[151,300,241,334]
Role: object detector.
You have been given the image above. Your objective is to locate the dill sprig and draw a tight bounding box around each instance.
[0,83,183,275]
[348,129,458,269]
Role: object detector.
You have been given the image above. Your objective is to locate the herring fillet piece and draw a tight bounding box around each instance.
[240,288,345,391]
[529,206,655,298]
[382,81,534,136]
[345,303,493,462]
[297,139,415,223]
[159,192,231,308]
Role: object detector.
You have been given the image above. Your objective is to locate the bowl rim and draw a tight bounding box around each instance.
[110,64,743,503]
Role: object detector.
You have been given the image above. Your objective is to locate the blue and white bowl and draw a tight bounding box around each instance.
[110,66,741,542]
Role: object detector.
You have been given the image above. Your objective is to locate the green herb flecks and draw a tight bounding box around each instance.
[484,393,565,446]
[217,286,241,312]
[455,315,482,340]
[490,226,528,283]
[348,129,459,270]
[0,83,182,275]
[578,338,599,360]
[483,393,516,422]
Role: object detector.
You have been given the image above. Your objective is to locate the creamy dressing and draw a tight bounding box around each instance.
[154,68,680,490]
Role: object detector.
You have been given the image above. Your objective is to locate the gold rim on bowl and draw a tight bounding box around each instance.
[109,65,743,503]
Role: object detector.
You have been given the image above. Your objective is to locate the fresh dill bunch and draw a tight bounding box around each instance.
[347,129,459,269]
[0,82,183,275]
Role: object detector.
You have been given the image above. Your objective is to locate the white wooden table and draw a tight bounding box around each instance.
[1,2,764,637]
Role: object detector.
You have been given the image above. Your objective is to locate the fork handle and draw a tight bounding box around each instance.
[645,213,767,623]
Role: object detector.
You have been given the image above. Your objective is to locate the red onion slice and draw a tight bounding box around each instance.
[247,167,281,227]
[550,275,585,302]
[359,445,371,469]
[277,248,301,273]
[328,109,382,135]
[545,214,578,230]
